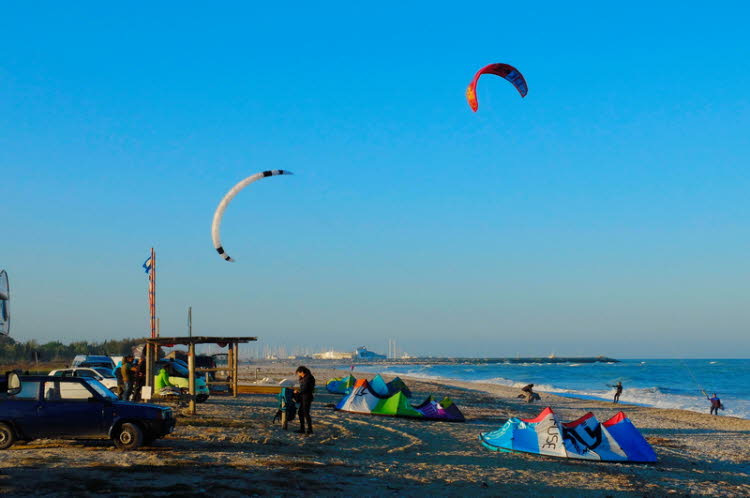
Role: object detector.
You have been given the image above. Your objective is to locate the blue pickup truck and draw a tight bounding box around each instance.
[0,373,175,450]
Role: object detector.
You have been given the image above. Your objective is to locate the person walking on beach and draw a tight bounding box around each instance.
[707,393,722,415]
[294,366,315,435]
[613,381,623,404]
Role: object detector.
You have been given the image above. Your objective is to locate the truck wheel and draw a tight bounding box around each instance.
[0,423,17,450]
[113,423,144,450]
[196,394,208,403]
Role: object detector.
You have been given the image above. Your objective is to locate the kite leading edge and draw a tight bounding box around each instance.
[211,169,293,262]
[466,63,528,112]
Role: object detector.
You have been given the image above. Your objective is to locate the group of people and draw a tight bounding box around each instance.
[275,366,316,434]
[114,355,145,401]
[517,380,723,416]
[610,382,723,415]
[113,357,726,426]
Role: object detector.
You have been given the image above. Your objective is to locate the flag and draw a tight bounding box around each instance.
[142,256,153,274]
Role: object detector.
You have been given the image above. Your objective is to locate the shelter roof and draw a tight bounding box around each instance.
[142,336,257,345]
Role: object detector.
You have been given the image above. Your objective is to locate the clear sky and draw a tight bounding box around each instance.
[2,3,748,358]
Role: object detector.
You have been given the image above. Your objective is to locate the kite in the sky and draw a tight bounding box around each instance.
[211,170,293,262]
[466,63,528,112]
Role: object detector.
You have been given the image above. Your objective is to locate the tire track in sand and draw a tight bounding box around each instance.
[316,412,423,453]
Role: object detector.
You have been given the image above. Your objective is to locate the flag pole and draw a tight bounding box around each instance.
[150,247,157,339]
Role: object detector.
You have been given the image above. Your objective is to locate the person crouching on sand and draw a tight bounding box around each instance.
[708,393,722,416]
[519,383,539,403]
[294,366,315,435]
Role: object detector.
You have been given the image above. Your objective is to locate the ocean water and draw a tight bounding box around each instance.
[350,359,750,419]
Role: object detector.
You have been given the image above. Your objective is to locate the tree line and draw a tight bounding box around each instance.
[0,336,139,364]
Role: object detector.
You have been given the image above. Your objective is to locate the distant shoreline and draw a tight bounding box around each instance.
[269,356,620,366]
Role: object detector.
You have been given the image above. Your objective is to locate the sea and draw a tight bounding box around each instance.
[349,359,750,419]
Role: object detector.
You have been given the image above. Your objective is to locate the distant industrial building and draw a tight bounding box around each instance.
[355,346,386,360]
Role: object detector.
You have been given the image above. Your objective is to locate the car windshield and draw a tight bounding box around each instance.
[85,379,118,400]
[93,367,115,378]
[81,362,113,369]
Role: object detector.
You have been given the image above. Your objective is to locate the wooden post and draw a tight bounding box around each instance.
[233,342,239,398]
[227,344,234,396]
[188,342,196,415]
[145,342,153,388]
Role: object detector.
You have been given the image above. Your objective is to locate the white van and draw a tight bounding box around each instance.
[49,367,119,393]
[71,355,115,369]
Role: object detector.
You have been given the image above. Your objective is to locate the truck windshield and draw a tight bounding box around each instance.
[86,379,118,400]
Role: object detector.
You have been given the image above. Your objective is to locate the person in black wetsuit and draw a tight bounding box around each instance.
[295,366,315,435]
[613,381,623,404]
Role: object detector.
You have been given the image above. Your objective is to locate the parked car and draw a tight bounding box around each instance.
[0,373,175,450]
[71,355,115,369]
[154,359,210,402]
[49,367,119,393]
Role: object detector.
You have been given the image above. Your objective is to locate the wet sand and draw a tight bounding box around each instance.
[1,362,748,496]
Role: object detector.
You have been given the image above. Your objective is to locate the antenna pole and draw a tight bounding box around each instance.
[188,306,192,338]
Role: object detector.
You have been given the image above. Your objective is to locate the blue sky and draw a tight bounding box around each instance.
[2,3,748,358]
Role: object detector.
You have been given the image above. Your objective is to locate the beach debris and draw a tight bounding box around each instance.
[466,63,528,112]
[479,407,657,462]
[335,379,465,422]
[211,169,293,262]
[158,386,182,397]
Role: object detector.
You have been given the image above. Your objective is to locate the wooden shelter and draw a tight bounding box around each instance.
[141,336,257,414]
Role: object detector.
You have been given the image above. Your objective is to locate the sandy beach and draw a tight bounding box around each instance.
[1,362,748,497]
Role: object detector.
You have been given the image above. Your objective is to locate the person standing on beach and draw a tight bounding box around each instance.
[708,393,722,415]
[613,381,623,404]
[131,357,146,402]
[113,359,124,397]
[121,355,134,401]
[294,366,315,435]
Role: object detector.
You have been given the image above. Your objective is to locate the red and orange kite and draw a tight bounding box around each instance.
[466,63,528,112]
